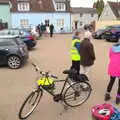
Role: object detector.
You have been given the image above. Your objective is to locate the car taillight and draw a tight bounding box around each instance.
[27,35,34,40]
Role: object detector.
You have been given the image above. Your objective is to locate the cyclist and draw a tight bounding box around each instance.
[71,30,82,75]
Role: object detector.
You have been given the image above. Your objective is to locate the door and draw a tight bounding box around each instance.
[0,47,8,65]
[75,21,78,29]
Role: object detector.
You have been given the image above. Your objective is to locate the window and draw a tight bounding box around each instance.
[91,13,94,17]
[57,19,64,26]
[0,19,2,23]
[20,19,29,27]
[15,38,24,45]
[0,38,16,46]
[118,11,120,16]
[80,13,83,17]
[38,0,43,8]
[45,20,49,26]
[17,2,30,11]
[80,22,83,26]
[56,3,65,11]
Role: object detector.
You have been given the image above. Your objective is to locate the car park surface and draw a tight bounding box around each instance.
[0,35,116,120]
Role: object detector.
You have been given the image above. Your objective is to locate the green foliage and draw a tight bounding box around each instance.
[94,0,104,18]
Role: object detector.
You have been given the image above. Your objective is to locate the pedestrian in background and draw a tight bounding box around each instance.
[40,23,44,36]
[105,43,120,104]
[49,24,54,37]
[80,38,95,75]
[70,30,82,75]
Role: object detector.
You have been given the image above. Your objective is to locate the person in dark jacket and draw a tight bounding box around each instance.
[49,24,54,37]
[80,38,95,74]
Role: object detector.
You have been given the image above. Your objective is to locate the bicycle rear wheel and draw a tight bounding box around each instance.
[19,89,43,119]
[63,82,92,107]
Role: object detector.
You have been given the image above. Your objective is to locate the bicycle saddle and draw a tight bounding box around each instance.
[63,69,89,82]
[63,69,77,75]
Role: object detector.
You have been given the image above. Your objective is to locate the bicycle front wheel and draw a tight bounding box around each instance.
[19,89,43,119]
[63,82,92,107]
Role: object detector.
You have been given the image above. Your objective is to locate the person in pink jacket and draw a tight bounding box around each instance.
[105,43,120,104]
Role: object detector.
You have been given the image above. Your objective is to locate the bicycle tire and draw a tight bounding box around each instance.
[19,89,43,119]
[63,82,92,107]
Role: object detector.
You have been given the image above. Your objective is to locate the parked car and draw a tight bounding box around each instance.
[105,26,120,42]
[0,35,28,69]
[93,26,113,39]
[0,29,37,49]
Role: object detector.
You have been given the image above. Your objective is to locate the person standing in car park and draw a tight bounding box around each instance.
[49,24,54,37]
[80,38,96,75]
[70,30,82,75]
[84,25,93,41]
[105,43,120,104]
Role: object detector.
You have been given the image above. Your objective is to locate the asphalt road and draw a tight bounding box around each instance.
[0,34,119,120]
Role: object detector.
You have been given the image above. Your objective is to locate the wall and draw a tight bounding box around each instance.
[71,13,98,29]
[99,3,116,21]
[0,4,11,27]
[11,12,71,33]
[96,20,120,30]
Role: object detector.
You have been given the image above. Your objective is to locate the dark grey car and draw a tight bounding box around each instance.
[0,35,28,69]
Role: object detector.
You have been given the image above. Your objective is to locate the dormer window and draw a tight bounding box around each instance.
[17,2,30,11]
[56,3,66,11]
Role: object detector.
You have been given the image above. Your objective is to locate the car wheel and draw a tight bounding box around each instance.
[100,35,104,39]
[7,55,21,69]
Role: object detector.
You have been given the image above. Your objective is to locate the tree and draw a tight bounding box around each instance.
[94,0,104,18]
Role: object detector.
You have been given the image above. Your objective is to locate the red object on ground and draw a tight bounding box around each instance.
[91,103,115,120]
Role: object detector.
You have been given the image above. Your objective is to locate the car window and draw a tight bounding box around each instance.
[10,30,20,35]
[110,27,120,31]
[0,30,10,35]
[15,38,24,45]
[0,38,16,46]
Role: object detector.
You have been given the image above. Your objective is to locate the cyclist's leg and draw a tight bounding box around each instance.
[71,61,80,74]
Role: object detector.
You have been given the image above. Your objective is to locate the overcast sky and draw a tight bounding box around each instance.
[71,0,120,7]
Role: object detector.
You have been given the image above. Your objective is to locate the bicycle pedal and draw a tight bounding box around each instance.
[53,94,61,102]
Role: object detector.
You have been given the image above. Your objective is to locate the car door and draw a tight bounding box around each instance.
[0,38,11,65]
[0,47,8,65]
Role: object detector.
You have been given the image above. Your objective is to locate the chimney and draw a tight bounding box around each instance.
[66,0,70,11]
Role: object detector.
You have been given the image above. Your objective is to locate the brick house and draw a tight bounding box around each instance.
[10,0,71,33]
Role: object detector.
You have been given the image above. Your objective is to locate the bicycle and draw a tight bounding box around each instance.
[19,63,92,119]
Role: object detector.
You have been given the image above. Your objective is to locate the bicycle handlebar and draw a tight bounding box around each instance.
[32,63,58,79]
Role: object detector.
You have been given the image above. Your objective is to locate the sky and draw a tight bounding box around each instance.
[71,0,120,7]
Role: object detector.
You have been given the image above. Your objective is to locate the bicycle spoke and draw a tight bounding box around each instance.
[64,82,91,107]
[65,92,75,98]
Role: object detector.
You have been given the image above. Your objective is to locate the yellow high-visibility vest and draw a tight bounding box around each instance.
[70,39,81,61]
